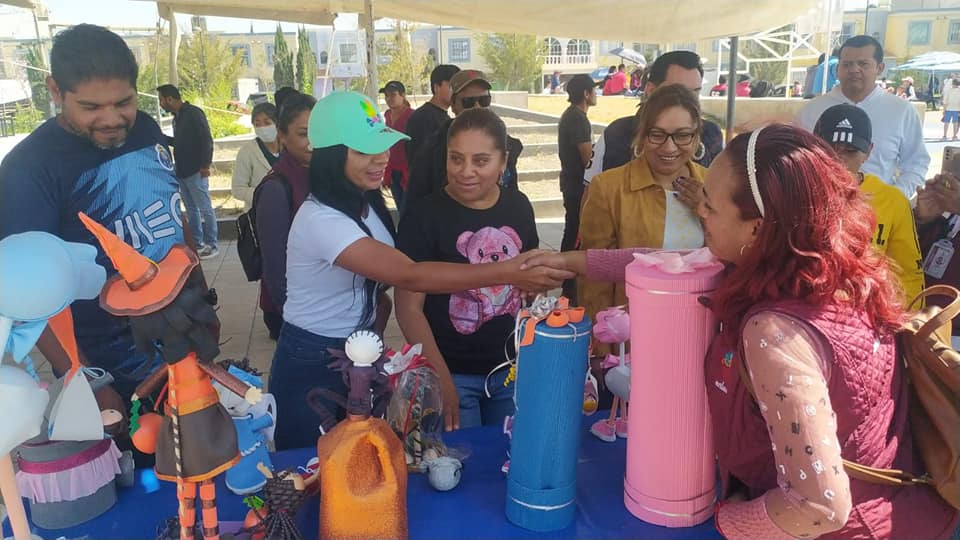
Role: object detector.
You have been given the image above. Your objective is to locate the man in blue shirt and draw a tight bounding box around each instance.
[0,24,198,419]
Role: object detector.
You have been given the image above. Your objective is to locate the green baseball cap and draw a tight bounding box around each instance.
[308,91,410,154]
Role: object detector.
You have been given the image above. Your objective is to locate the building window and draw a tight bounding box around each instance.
[265,44,275,66]
[231,44,251,66]
[671,43,696,53]
[949,20,960,44]
[908,21,931,45]
[339,43,358,63]
[566,39,590,56]
[449,38,470,63]
[320,50,329,64]
[544,38,562,57]
[839,22,855,45]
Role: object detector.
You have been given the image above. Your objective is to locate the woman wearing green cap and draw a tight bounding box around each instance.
[269,91,572,450]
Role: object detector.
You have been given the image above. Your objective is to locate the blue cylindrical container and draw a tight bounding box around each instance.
[505,315,591,532]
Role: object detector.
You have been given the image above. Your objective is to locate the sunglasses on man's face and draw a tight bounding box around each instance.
[460,95,492,109]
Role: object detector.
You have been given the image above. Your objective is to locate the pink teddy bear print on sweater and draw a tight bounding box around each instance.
[449,226,524,334]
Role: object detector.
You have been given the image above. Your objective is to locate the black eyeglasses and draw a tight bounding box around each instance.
[646,129,696,147]
[460,95,492,109]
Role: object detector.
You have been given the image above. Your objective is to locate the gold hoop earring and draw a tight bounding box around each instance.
[740,244,751,257]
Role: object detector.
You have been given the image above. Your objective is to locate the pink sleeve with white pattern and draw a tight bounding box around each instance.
[721,311,853,539]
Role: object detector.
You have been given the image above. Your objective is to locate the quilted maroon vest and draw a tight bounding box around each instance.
[704,300,957,540]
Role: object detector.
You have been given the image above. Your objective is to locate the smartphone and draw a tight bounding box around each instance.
[944,146,960,181]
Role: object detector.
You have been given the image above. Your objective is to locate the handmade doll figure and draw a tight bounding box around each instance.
[0,232,106,540]
[314,330,408,540]
[78,212,261,540]
[589,307,631,442]
[214,367,277,495]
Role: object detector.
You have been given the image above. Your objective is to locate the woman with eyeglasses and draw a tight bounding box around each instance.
[578,84,707,341]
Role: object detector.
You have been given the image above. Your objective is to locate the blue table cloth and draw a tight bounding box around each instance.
[5,414,722,539]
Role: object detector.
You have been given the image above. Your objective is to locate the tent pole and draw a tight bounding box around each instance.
[168,14,179,86]
[363,0,378,102]
[726,36,738,143]
[822,0,834,95]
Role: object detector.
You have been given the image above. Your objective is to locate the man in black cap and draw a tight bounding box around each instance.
[406,64,460,163]
[813,103,924,303]
[405,69,523,209]
[557,73,598,299]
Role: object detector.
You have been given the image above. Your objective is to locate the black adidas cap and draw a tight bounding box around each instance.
[814,103,872,154]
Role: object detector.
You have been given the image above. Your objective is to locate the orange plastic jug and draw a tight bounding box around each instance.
[316,416,408,540]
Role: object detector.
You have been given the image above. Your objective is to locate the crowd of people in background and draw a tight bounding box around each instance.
[0,22,957,540]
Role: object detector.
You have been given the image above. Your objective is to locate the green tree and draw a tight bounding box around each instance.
[21,44,51,117]
[273,24,295,90]
[137,34,170,116]
[295,26,317,95]
[377,22,429,95]
[742,26,791,86]
[177,28,242,102]
[477,32,545,92]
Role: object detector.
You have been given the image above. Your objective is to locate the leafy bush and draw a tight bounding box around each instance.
[206,109,250,139]
[13,105,45,134]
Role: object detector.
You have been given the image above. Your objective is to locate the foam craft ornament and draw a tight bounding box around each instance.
[505,296,591,532]
[590,307,631,443]
[77,212,260,540]
[624,248,724,527]
[314,331,408,540]
[44,309,104,442]
[214,367,278,496]
[0,232,106,540]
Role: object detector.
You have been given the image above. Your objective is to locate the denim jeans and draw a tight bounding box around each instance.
[178,172,218,248]
[268,322,348,450]
[453,369,515,429]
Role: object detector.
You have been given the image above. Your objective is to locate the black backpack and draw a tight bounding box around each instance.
[235,174,292,282]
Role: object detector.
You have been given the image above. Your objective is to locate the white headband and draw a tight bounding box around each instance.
[746,127,765,218]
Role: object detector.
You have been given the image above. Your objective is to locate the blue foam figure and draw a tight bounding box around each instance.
[214,367,276,495]
[505,306,591,532]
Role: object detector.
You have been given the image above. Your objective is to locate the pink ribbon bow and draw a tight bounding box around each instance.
[631,247,723,274]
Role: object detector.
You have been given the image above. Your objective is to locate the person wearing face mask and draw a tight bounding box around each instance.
[232,102,280,210]
[269,91,572,449]
[251,93,316,340]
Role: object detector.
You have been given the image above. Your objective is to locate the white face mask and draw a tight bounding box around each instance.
[255,124,278,143]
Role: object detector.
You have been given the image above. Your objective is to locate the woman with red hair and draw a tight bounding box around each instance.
[524,123,958,539]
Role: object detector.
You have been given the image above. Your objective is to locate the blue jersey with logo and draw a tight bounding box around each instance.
[0,112,184,386]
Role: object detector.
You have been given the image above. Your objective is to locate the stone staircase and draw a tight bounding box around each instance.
[211,104,606,239]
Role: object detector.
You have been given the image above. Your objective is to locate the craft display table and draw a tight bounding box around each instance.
[4,415,722,540]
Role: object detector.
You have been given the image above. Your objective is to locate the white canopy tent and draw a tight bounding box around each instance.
[147,0,822,136]
[144,0,820,43]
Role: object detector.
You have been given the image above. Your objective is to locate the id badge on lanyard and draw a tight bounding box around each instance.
[923,215,960,279]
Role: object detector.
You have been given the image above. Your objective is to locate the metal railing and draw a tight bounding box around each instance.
[544,54,594,65]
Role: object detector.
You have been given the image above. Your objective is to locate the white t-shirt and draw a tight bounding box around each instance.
[794,86,930,198]
[944,86,960,111]
[283,197,394,338]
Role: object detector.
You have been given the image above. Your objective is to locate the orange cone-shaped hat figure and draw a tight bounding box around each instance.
[77,212,198,316]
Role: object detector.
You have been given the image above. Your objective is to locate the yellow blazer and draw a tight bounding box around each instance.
[578,155,707,332]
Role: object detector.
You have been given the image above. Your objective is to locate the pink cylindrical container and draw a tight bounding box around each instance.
[623,250,723,527]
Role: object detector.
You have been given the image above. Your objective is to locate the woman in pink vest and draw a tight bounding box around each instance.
[523,123,958,539]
